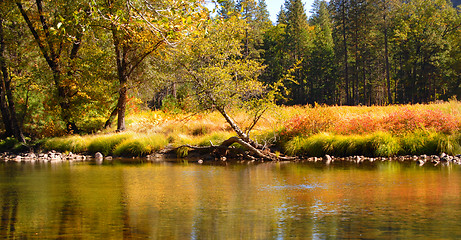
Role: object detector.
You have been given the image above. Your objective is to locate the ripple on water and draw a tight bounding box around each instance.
[260,183,325,191]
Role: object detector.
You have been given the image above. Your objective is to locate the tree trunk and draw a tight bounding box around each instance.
[341,1,350,105]
[0,18,25,142]
[116,78,127,132]
[383,0,391,104]
[104,106,119,129]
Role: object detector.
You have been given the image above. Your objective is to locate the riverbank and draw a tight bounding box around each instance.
[1,150,460,167]
[2,101,461,161]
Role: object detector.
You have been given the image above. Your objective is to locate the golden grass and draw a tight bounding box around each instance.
[41,100,461,157]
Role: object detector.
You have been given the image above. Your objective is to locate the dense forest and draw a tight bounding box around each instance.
[0,0,460,141]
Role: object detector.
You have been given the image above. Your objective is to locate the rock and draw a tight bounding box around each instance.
[95,152,103,159]
[324,155,332,165]
[417,159,425,166]
[198,159,203,164]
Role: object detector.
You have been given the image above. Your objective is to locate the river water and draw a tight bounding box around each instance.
[0,160,460,239]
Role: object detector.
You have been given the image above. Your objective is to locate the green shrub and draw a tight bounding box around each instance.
[0,137,19,152]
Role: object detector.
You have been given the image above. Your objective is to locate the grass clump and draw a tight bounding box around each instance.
[285,132,402,157]
[113,134,168,157]
[87,132,134,155]
[399,130,451,156]
[43,135,89,153]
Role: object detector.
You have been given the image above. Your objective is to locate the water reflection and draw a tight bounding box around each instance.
[0,161,460,239]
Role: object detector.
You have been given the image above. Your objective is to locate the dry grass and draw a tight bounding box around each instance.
[41,101,461,157]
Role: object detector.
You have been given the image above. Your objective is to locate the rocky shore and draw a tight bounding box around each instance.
[296,153,461,166]
[1,150,461,167]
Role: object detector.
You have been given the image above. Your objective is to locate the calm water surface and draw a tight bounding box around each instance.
[0,160,460,239]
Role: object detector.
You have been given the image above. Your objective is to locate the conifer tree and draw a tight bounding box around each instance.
[218,0,236,18]
[277,5,287,25]
[284,0,310,104]
[309,0,337,104]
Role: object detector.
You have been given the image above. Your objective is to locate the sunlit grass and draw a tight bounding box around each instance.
[40,101,461,157]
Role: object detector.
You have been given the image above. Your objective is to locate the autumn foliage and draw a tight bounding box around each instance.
[281,104,461,138]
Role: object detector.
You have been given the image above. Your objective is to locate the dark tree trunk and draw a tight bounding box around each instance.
[0,18,25,142]
[116,78,127,132]
[341,1,350,105]
[104,106,119,129]
[112,24,128,132]
[383,0,391,104]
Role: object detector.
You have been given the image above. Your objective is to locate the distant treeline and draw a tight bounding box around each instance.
[219,0,461,105]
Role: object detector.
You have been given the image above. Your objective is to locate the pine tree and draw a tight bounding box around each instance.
[255,0,272,30]
[277,5,287,25]
[284,0,311,104]
[309,0,338,104]
[218,0,236,19]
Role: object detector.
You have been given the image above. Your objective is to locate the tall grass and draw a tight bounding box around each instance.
[39,101,461,157]
[113,134,168,157]
[285,131,461,157]
[281,102,461,138]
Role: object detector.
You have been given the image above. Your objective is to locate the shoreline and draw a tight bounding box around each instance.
[1,150,460,167]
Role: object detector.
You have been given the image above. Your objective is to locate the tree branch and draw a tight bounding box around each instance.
[16,2,54,68]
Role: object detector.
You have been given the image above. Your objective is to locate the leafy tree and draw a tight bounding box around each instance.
[90,0,205,131]
[175,16,290,159]
[0,2,25,142]
[392,0,460,103]
[16,0,89,133]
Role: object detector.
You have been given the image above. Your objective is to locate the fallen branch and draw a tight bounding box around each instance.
[173,136,296,161]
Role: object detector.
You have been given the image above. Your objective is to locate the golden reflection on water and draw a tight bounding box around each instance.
[0,161,460,239]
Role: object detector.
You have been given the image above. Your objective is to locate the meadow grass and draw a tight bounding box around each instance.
[284,131,461,157]
[39,100,461,157]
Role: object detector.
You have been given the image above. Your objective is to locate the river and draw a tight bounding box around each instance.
[0,160,460,239]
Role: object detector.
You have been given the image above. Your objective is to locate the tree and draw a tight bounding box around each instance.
[90,0,205,131]
[0,2,25,142]
[331,0,351,105]
[392,0,460,103]
[175,16,291,160]
[16,0,89,133]
[309,0,338,104]
[284,0,311,105]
